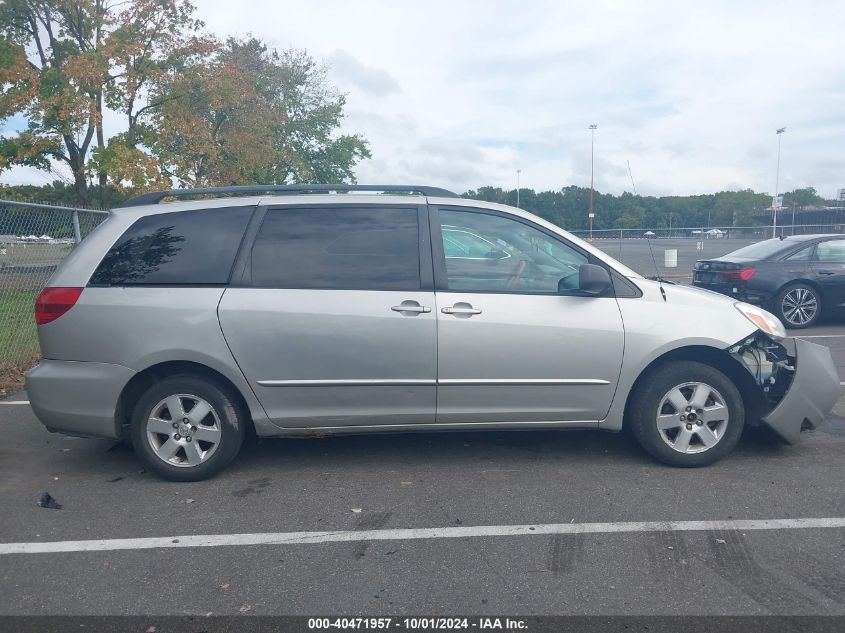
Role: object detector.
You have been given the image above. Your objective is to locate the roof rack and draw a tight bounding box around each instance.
[121,184,458,207]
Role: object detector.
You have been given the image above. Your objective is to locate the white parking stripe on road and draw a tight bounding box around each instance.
[795,335,845,338]
[2,517,845,556]
[0,401,29,405]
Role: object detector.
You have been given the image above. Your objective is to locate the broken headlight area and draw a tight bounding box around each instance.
[728,332,795,409]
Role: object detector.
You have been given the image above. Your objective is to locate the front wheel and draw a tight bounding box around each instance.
[628,361,744,467]
[775,283,821,329]
[131,375,247,481]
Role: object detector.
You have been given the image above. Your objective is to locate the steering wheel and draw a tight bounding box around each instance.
[506,259,527,290]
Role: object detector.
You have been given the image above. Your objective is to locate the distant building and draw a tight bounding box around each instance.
[838,188,845,201]
[753,206,845,233]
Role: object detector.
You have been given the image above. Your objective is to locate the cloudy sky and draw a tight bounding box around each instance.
[5,0,845,197]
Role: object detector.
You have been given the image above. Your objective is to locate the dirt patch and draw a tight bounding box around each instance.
[0,355,37,397]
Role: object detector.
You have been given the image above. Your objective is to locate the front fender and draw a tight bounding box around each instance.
[602,279,758,430]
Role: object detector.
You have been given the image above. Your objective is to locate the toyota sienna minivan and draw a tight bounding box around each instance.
[26,185,840,480]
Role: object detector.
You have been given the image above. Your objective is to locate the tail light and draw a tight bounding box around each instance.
[719,268,756,282]
[35,287,83,325]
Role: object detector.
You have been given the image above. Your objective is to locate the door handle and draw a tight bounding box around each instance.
[441,304,482,316]
[391,301,431,314]
[818,270,836,275]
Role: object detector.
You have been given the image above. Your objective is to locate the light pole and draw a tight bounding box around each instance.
[773,127,786,238]
[588,124,597,240]
[516,169,521,209]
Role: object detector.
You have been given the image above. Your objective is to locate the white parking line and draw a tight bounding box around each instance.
[795,334,845,338]
[0,401,29,405]
[2,517,844,556]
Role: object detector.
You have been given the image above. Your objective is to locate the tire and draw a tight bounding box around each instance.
[131,374,246,481]
[775,282,821,329]
[628,361,744,467]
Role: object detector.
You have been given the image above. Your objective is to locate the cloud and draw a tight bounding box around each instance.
[7,0,845,199]
[327,50,400,97]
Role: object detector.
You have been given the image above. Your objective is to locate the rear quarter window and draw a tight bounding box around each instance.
[89,206,252,286]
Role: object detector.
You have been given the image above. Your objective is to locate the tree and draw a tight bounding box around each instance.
[1,4,370,204]
[782,187,824,209]
[148,38,370,187]
[0,0,201,205]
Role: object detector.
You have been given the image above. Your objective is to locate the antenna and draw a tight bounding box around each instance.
[646,234,667,302]
[627,160,638,195]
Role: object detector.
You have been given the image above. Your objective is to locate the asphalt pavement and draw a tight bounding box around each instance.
[1,323,844,617]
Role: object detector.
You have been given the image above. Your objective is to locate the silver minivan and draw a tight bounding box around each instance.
[26,185,841,480]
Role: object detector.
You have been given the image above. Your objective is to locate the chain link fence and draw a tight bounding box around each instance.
[0,199,108,393]
[2,203,845,394]
[570,225,845,281]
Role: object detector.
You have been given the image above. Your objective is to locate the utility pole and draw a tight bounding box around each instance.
[773,127,786,238]
[589,124,597,240]
[516,169,521,209]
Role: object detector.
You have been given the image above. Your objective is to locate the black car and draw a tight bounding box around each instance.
[693,234,845,329]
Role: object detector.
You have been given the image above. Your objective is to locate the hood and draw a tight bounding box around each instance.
[635,277,743,308]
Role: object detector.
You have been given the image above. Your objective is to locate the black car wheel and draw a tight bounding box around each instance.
[776,283,821,329]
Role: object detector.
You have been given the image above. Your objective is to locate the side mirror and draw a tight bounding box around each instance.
[572,263,612,296]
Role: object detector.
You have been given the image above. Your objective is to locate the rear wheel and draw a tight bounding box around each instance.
[131,375,246,481]
[629,361,744,467]
[775,283,821,329]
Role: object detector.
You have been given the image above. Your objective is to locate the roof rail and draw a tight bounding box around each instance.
[121,184,459,207]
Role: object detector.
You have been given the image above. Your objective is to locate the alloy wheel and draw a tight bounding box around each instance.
[146,393,222,467]
[655,382,729,454]
[781,287,818,327]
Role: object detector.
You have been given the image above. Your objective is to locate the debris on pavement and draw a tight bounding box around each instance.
[351,508,362,513]
[37,492,62,509]
[185,498,195,504]
[715,538,726,544]
[107,476,123,483]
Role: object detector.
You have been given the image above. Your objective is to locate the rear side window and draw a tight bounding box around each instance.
[815,239,845,262]
[90,207,252,286]
[250,207,420,290]
[784,245,813,261]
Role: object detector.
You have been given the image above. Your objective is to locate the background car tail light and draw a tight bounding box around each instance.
[34,287,83,325]
[719,268,756,282]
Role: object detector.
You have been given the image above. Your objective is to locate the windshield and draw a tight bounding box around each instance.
[724,239,794,260]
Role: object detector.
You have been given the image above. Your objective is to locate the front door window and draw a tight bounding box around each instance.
[438,209,588,293]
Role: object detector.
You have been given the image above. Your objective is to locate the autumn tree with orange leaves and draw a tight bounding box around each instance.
[0,1,369,205]
[149,38,370,187]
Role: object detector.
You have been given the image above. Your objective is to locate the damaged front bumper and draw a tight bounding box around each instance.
[732,335,840,443]
[761,338,840,443]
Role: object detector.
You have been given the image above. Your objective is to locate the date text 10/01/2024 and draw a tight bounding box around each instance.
[307,618,529,630]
